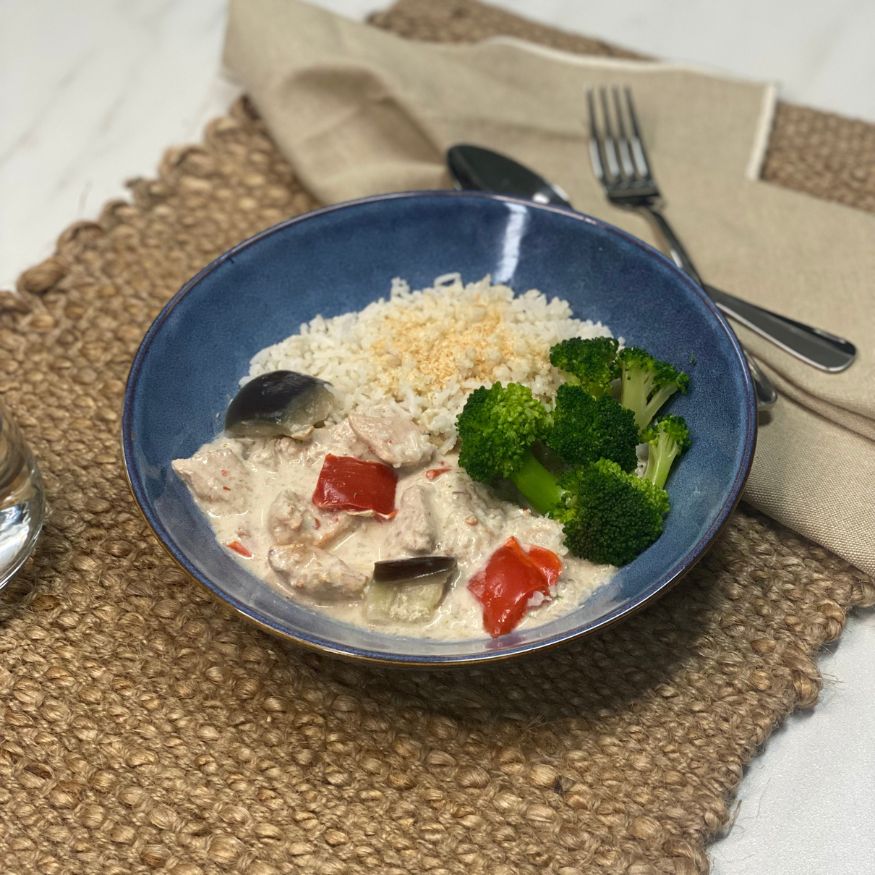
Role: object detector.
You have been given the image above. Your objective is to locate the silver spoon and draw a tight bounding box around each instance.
[446,144,856,380]
[448,145,777,409]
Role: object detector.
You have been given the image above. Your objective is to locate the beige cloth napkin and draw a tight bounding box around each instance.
[224,0,875,575]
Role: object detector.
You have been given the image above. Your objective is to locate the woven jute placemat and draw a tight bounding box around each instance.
[1,2,873,872]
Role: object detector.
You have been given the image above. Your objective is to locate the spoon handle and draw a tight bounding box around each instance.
[637,206,856,373]
[705,284,857,374]
[446,143,856,375]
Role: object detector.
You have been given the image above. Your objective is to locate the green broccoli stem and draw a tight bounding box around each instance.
[510,453,563,515]
[624,379,683,432]
[644,387,677,429]
[621,373,653,431]
[643,436,679,490]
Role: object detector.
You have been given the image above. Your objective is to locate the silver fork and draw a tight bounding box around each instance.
[587,86,857,403]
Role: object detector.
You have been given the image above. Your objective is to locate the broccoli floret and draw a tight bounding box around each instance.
[642,415,691,489]
[557,459,669,566]
[549,336,619,397]
[546,383,639,472]
[617,347,690,431]
[457,382,561,514]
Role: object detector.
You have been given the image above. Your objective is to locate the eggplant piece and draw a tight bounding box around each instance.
[373,555,455,583]
[366,556,456,624]
[225,371,335,438]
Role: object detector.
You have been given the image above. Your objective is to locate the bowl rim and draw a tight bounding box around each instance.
[121,189,757,667]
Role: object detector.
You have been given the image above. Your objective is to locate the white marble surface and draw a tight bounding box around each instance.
[2,1,873,872]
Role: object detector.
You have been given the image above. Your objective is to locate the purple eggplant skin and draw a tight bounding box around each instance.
[373,556,457,585]
[225,370,335,438]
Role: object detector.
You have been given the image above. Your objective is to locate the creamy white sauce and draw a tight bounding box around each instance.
[173,417,614,640]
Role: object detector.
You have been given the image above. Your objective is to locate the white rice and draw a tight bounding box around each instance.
[247,274,613,452]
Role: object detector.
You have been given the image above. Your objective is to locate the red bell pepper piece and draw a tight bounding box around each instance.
[312,454,397,516]
[468,537,562,638]
[226,540,252,558]
[425,466,453,480]
[525,545,563,587]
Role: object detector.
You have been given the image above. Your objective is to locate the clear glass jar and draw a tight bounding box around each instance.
[0,400,45,591]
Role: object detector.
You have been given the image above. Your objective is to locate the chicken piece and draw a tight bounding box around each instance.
[348,412,433,467]
[172,446,251,513]
[432,472,508,563]
[384,485,437,555]
[310,419,374,461]
[268,544,368,603]
[243,435,308,470]
[267,489,305,545]
[267,488,354,548]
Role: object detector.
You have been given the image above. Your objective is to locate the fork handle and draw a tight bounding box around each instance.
[640,208,705,285]
[638,206,777,408]
[637,207,856,373]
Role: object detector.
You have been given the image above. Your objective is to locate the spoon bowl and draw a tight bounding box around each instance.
[447,144,573,209]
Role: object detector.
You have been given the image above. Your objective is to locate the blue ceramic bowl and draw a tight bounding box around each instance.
[122,191,755,666]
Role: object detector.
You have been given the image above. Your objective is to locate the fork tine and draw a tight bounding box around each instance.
[623,87,653,181]
[586,89,607,184]
[610,86,637,181]
[597,87,621,181]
